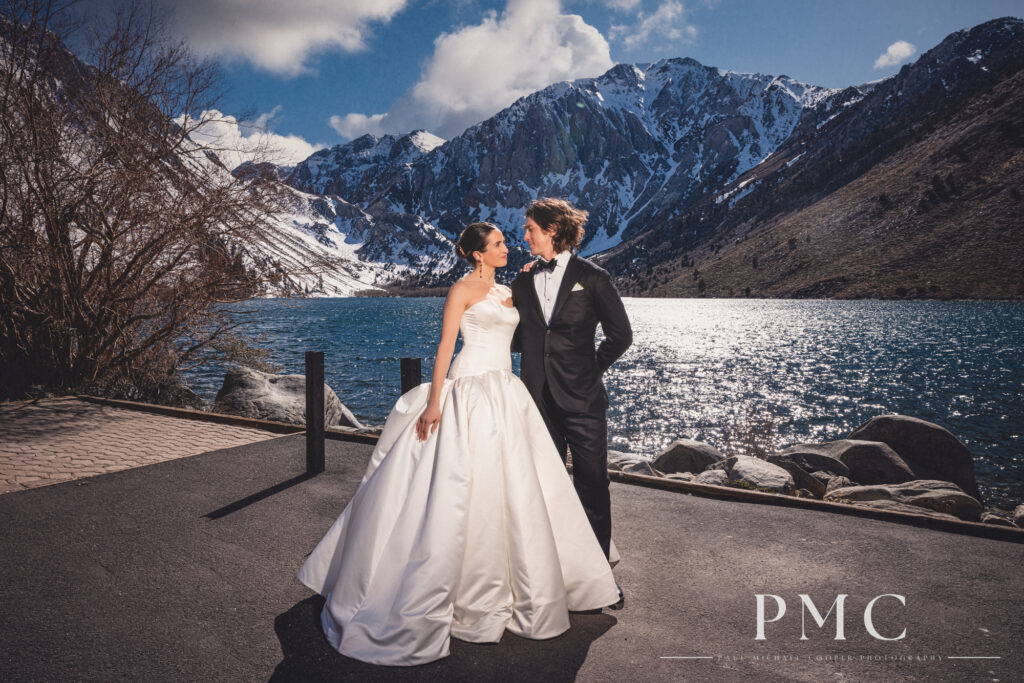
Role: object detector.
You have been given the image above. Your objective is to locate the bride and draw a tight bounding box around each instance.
[296,222,621,666]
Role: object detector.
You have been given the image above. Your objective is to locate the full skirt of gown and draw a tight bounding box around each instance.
[295,367,621,666]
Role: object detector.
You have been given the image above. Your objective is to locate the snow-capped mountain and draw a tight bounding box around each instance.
[289,58,850,256]
[251,185,455,297]
[215,17,1024,297]
[597,17,1024,300]
[287,130,445,201]
[30,9,1010,299]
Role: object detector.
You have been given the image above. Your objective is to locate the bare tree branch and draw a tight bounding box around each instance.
[0,0,300,403]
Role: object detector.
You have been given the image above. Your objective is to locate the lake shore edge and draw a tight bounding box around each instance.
[6,393,1020,541]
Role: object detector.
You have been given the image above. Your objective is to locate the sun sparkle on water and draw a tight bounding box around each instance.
[189,297,1024,509]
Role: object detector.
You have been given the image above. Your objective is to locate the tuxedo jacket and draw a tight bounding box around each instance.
[511,254,632,414]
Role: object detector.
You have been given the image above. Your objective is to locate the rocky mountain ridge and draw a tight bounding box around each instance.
[268,17,1022,299]
[287,130,445,200]
[596,17,1024,300]
[249,186,454,296]
[26,11,1019,298]
[291,58,850,259]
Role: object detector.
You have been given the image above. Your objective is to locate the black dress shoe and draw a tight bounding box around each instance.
[608,585,625,610]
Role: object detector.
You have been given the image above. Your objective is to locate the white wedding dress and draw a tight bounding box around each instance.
[296,283,620,666]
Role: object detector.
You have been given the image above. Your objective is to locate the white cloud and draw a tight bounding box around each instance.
[605,0,641,10]
[609,1,697,50]
[874,40,917,69]
[329,113,388,139]
[333,0,613,140]
[175,108,324,170]
[168,0,408,76]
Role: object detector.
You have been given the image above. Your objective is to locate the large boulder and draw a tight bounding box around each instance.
[782,440,913,485]
[651,439,726,475]
[726,456,795,494]
[847,415,982,502]
[830,498,960,521]
[705,456,738,472]
[809,470,833,487]
[1014,505,1024,528]
[826,475,854,492]
[980,513,1017,527]
[214,366,363,428]
[835,441,915,486]
[696,469,729,486]
[824,480,983,522]
[617,461,659,476]
[770,458,826,498]
[608,450,640,469]
[608,451,657,476]
[772,446,850,477]
[621,460,658,476]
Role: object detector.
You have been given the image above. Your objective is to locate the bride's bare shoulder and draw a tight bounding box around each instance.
[450,278,484,294]
[446,279,478,309]
[447,279,469,298]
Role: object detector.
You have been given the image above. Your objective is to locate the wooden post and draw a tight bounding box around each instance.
[305,351,325,474]
[400,357,422,394]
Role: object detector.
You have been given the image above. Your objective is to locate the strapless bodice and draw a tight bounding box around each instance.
[447,284,518,380]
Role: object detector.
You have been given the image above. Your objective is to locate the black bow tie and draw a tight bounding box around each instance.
[532,258,557,275]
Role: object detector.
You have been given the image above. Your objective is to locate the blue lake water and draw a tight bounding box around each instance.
[186,298,1024,510]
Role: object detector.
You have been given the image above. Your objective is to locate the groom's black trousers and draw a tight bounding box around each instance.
[540,382,612,560]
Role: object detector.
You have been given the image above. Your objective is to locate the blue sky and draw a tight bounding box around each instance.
[129,0,1022,167]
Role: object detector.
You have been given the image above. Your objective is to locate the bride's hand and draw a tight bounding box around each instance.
[416,404,441,441]
[520,260,535,273]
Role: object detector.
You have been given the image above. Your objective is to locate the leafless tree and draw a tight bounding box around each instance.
[0,0,317,403]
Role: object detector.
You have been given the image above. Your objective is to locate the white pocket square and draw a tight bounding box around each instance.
[571,282,584,292]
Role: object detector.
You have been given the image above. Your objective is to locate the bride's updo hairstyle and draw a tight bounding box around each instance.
[454,222,498,264]
[525,197,587,253]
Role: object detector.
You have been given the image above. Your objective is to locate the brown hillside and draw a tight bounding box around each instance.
[623,69,1024,300]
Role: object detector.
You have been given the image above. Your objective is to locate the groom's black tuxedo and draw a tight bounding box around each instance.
[511,254,632,559]
[511,254,632,413]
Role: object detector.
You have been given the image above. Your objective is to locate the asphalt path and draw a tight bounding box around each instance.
[1,434,1021,682]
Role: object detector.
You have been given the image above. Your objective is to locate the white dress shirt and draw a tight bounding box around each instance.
[533,250,572,324]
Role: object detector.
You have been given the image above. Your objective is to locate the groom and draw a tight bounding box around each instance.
[511,197,632,599]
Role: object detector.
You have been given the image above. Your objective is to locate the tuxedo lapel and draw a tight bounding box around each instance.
[548,255,581,324]
[516,273,547,326]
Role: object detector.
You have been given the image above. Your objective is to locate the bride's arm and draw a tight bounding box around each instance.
[416,283,469,440]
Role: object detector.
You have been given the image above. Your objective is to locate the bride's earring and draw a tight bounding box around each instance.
[477,258,483,278]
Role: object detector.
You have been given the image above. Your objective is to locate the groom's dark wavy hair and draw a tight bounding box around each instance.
[525,198,587,253]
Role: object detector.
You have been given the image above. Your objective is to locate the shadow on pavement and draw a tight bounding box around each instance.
[205,472,318,519]
[271,595,616,682]
[0,398,108,439]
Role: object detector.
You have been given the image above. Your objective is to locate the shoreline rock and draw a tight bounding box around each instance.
[214,366,363,429]
[769,458,826,498]
[823,480,984,522]
[771,447,850,478]
[696,469,728,486]
[702,455,794,494]
[833,440,915,486]
[651,440,725,475]
[847,415,983,503]
[622,414,1020,528]
[980,512,1017,527]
